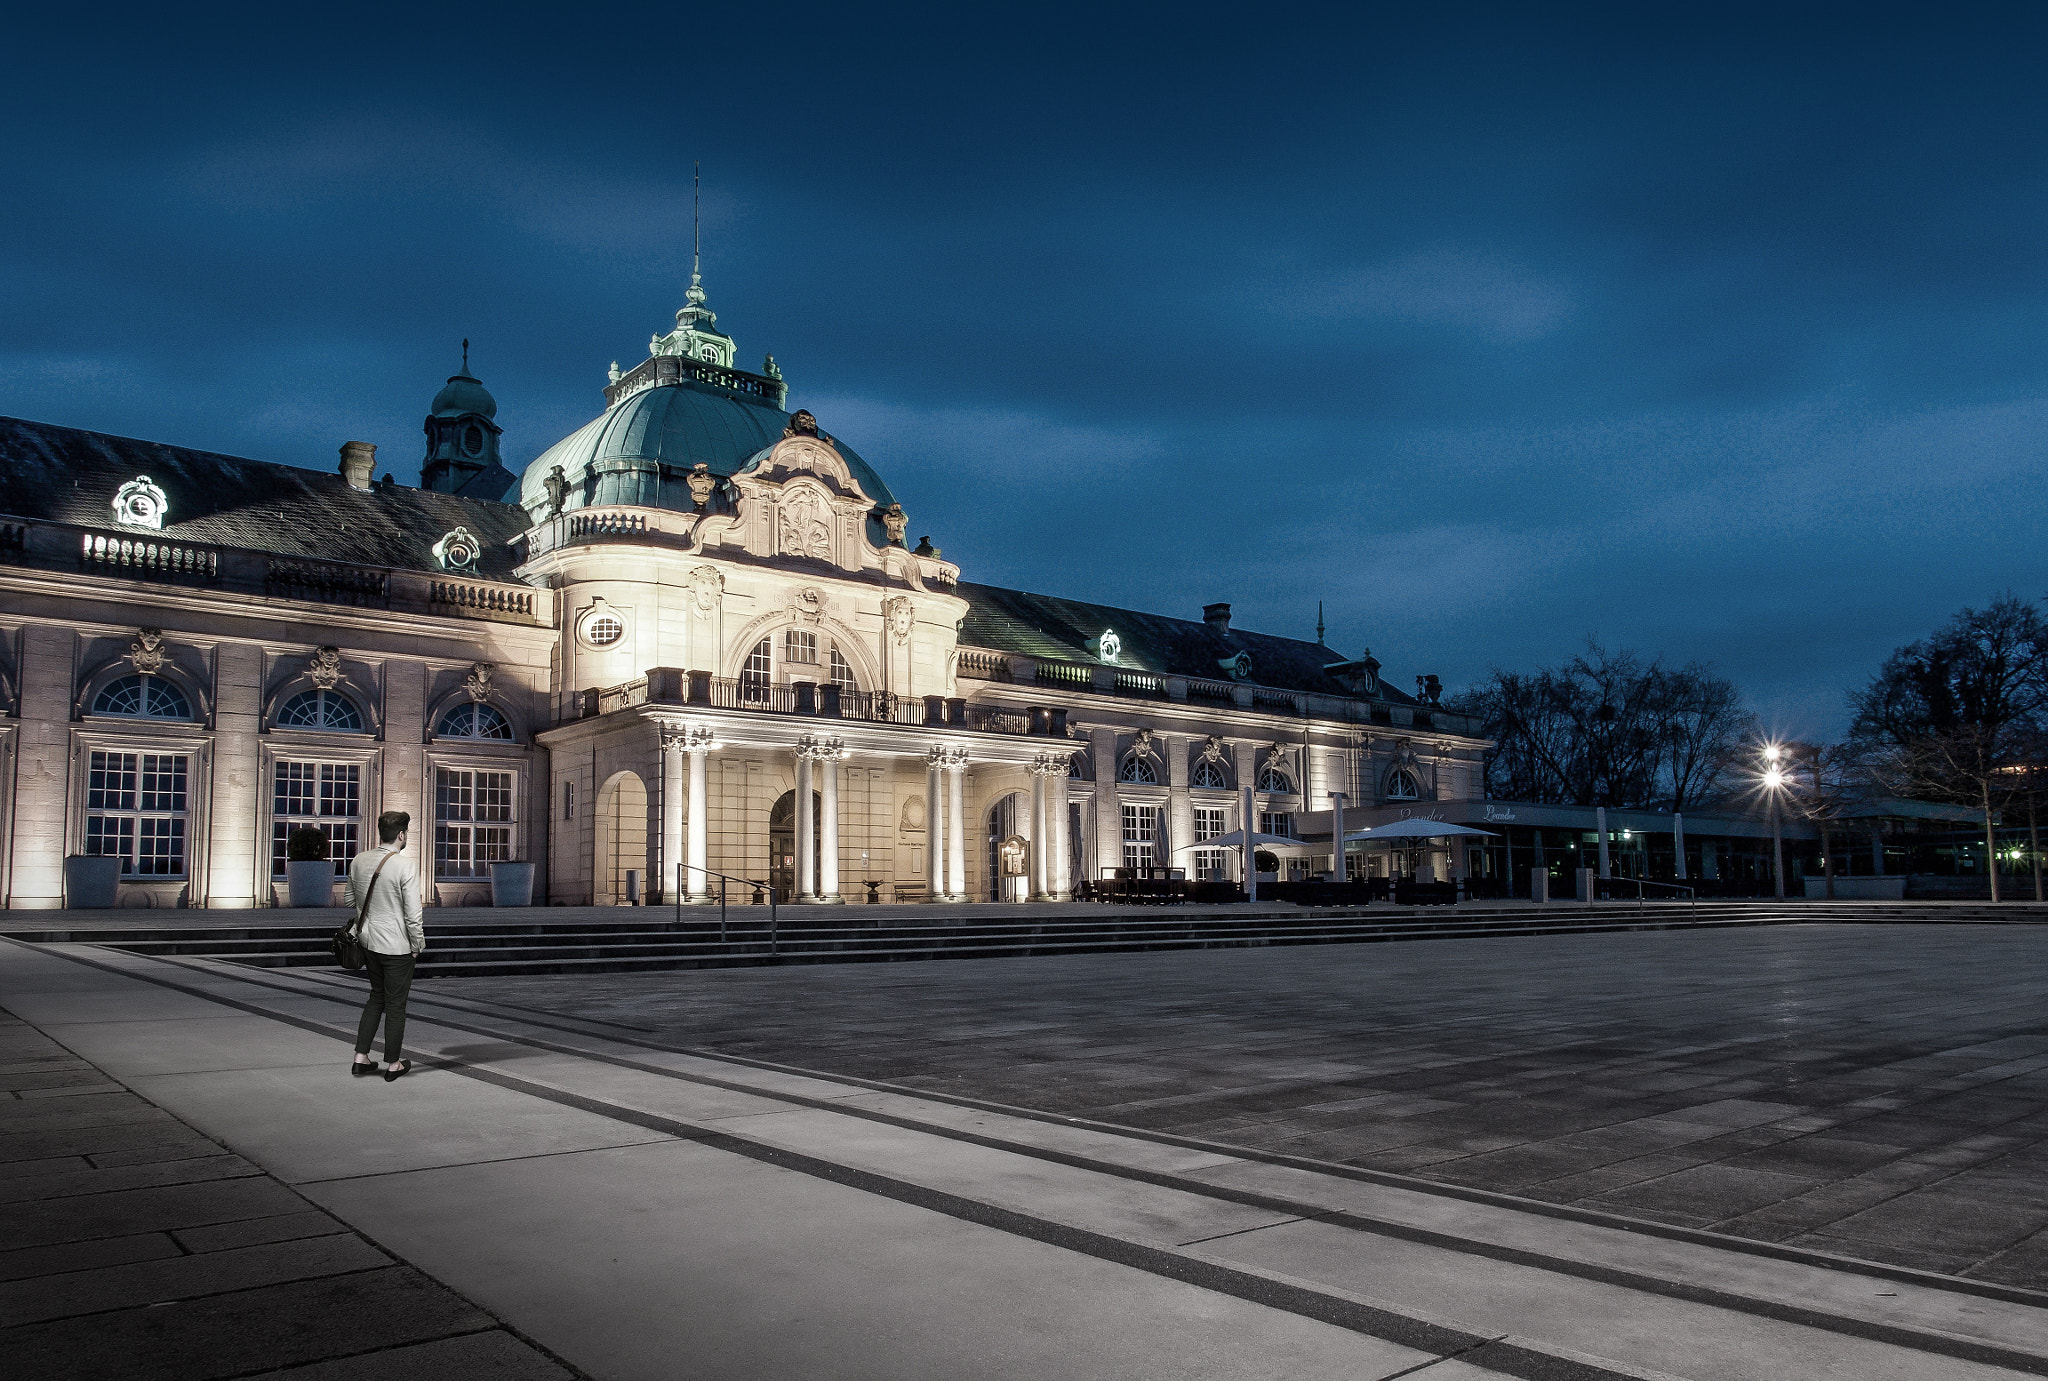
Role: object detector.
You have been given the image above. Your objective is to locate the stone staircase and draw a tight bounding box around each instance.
[22,899,2047,978]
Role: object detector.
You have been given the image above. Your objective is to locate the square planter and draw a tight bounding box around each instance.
[490,861,536,907]
[64,855,122,909]
[286,860,336,907]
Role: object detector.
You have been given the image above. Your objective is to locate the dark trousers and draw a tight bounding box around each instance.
[355,952,416,1064]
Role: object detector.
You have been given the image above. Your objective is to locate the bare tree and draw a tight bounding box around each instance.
[1849,595,2048,902]
[1453,641,1756,809]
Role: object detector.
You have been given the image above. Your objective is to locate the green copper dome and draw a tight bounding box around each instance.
[431,370,497,420]
[517,377,896,518]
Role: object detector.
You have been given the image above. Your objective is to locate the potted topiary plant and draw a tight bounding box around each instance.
[285,827,335,907]
[1253,850,1280,879]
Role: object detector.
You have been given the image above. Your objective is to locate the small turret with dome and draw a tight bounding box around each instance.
[422,340,516,500]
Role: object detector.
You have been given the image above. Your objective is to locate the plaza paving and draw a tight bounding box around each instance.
[6,921,2048,1379]
[462,923,2048,1288]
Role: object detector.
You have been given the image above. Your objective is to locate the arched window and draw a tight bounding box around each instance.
[435,702,513,740]
[741,638,772,704]
[1191,758,1229,790]
[92,674,191,721]
[1117,753,1158,784]
[1256,763,1294,794]
[1385,767,1423,801]
[277,689,365,732]
[829,646,857,692]
[1069,752,1090,780]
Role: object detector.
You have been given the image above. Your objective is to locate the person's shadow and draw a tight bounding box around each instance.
[433,1041,541,1067]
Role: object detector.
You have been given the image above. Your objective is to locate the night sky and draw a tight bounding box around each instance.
[5,5,2046,736]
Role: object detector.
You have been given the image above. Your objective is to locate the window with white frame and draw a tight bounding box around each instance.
[92,674,192,720]
[1385,767,1422,800]
[1194,805,1228,881]
[1256,762,1294,794]
[1121,803,1159,873]
[829,645,856,692]
[784,629,818,665]
[435,702,513,740]
[1260,811,1295,839]
[277,689,365,732]
[435,766,515,878]
[741,638,772,703]
[1117,753,1158,784]
[85,751,187,876]
[1190,758,1228,790]
[272,761,360,878]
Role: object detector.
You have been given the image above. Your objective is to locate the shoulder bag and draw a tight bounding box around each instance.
[331,851,395,971]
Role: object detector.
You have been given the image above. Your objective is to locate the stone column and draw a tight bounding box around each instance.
[1166,734,1192,885]
[8,625,74,908]
[795,743,816,901]
[944,747,969,902]
[685,726,713,901]
[926,747,946,901]
[1027,755,1050,901]
[1050,762,1073,900]
[814,736,848,903]
[659,726,687,903]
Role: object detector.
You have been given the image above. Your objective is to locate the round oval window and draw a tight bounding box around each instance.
[585,613,624,646]
[462,424,483,456]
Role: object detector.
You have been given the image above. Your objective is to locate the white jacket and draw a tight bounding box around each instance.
[345,844,424,956]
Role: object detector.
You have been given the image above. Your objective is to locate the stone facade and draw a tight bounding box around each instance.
[0,291,1489,909]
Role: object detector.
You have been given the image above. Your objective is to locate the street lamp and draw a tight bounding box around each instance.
[1761,744,1786,900]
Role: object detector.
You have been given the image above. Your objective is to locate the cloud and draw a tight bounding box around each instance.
[1275,248,1576,343]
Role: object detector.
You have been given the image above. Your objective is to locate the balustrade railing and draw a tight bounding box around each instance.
[429,580,535,616]
[83,532,219,582]
[1033,660,1091,687]
[599,678,649,714]
[569,511,648,538]
[957,649,1012,682]
[1185,677,1238,704]
[266,557,387,606]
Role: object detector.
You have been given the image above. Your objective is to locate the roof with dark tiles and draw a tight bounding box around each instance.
[0,417,533,580]
[954,580,1416,704]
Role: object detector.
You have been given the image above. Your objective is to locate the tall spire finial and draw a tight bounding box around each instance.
[692,161,701,290]
[461,338,470,374]
[1316,601,1326,645]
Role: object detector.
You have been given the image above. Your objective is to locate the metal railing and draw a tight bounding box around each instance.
[674,864,782,956]
[1596,875,1697,916]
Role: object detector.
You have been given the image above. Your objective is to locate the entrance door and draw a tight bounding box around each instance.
[594,772,648,906]
[986,792,1023,901]
[768,789,822,900]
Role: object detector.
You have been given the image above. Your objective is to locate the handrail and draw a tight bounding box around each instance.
[1597,875,1697,917]
[674,864,781,954]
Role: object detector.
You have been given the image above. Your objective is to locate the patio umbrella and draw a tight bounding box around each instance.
[1172,829,1319,854]
[1343,819,1499,841]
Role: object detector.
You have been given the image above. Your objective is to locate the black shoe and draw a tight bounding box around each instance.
[383,1060,412,1083]
[351,1061,377,1078]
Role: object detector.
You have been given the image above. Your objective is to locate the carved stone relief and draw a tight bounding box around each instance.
[307,647,344,689]
[128,628,166,674]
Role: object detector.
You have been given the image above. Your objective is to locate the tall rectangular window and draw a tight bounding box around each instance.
[436,767,515,878]
[1121,803,1158,874]
[272,761,360,877]
[86,751,187,877]
[1194,806,1227,882]
[1260,811,1295,839]
[829,645,856,692]
[784,630,818,664]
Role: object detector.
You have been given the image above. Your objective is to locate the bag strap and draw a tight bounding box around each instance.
[352,850,397,933]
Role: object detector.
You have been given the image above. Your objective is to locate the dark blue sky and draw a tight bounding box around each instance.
[5,4,2046,736]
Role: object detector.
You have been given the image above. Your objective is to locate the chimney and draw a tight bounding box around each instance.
[338,441,377,491]
[1203,602,1232,632]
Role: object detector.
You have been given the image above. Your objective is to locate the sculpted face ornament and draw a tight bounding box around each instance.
[308,646,344,690]
[685,463,715,508]
[789,587,825,624]
[113,476,169,530]
[687,565,724,615]
[433,526,482,573]
[463,663,494,703]
[784,409,820,438]
[129,628,166,674]
[885,597,915,644]
[1200,735,1227,765]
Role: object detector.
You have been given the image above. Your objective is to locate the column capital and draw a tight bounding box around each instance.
[661,722,716,755]
[927,743,970,771]
[797,733,849,762]
[1028,752,1066,777]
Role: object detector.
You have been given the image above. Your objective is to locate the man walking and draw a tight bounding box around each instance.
[348,811,425,1082]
